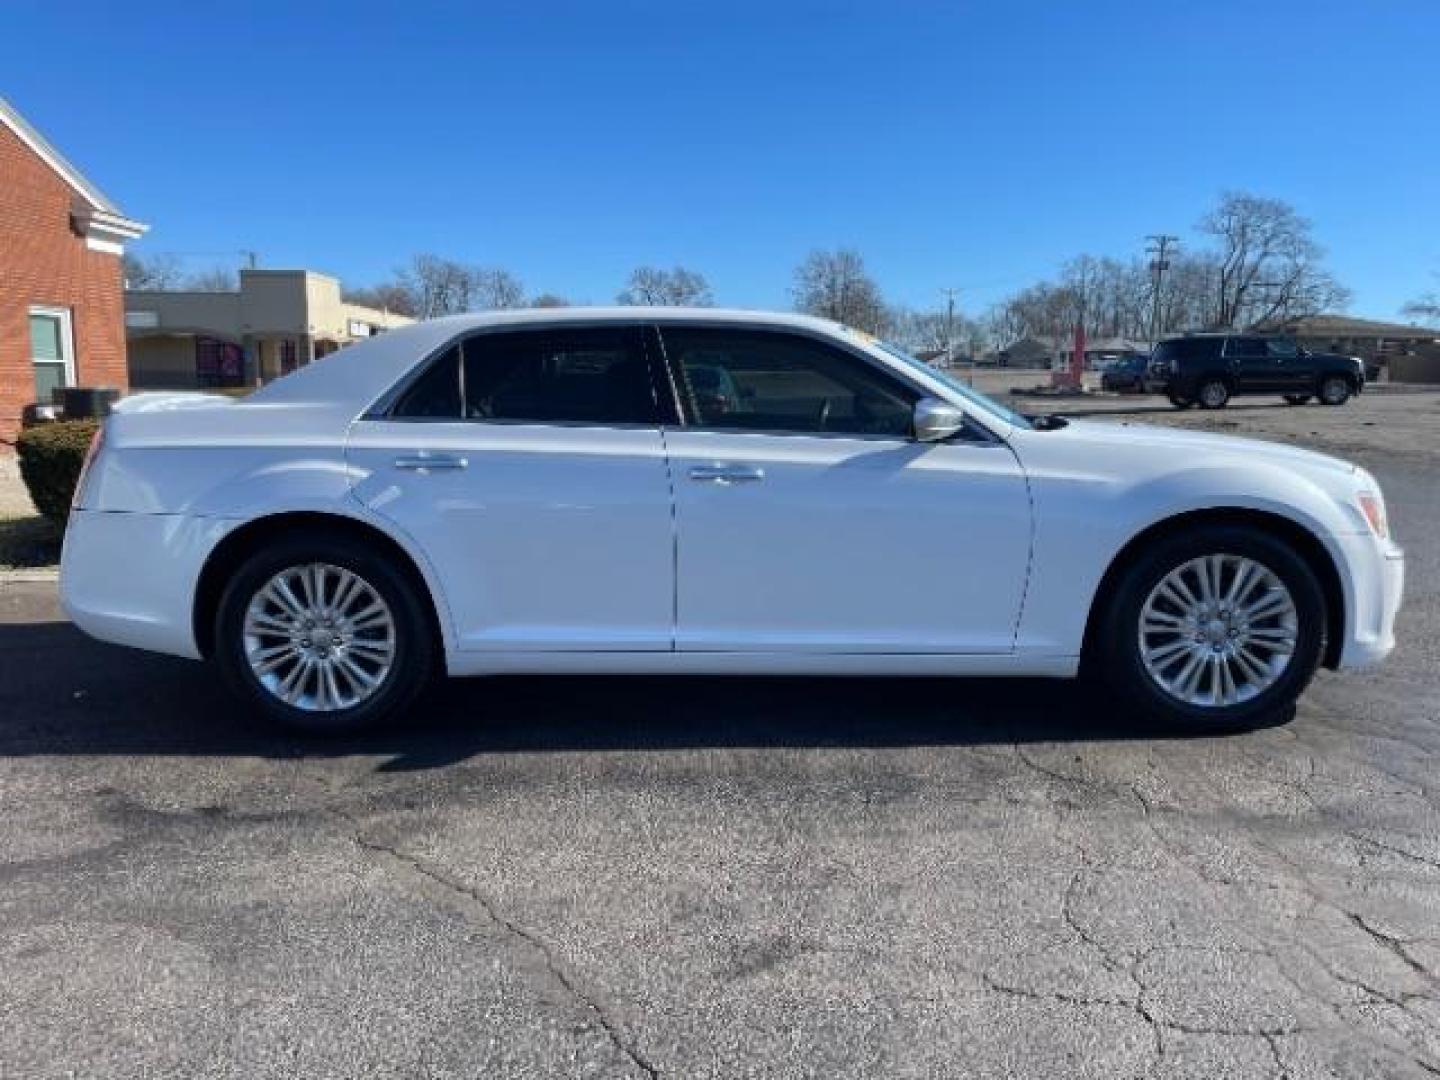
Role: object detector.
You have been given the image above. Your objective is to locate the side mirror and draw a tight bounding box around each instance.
[913,397,966,443]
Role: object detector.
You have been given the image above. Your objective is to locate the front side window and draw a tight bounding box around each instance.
[28,307,73,403]
[660,327,916,437]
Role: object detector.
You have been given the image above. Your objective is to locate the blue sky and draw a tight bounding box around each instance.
[5,0,1437,318]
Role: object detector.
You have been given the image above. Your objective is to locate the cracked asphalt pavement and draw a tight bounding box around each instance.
[1,394,1437,1078]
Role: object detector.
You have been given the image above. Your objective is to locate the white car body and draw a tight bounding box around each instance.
[61,308,1403,684]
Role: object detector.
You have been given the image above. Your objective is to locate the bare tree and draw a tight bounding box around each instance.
[1200,192,1350,329]
[396,255,526,317]
[122,253,184,290]
[343,283,419,318]
[185,266,238,292]
[399,254,473,318]
[616,266,713,306]
[1401,282,1440,325]
[889,305,980,356]
[791,249,891,334]
[473,267,526,310]
[530,292,571,308]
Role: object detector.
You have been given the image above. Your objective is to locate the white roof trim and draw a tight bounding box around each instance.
[1,95,144,225]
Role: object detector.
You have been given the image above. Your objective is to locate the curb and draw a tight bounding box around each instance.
[0,568,59,584]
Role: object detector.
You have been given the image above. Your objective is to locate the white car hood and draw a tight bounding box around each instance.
[1055,418,1359,481]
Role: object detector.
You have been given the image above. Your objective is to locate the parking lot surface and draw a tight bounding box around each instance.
[1,391,1437,1078]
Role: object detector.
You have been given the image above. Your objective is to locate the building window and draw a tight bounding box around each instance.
[279,338,298,374]
[196,336,245,388]
[28,306,75,404]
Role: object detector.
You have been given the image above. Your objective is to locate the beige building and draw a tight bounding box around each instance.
[1257,313,1439,377]
[125,268,412,390]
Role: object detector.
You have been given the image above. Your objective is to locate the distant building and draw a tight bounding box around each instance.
[125,269,412,390]
[994,334,1149,370]
[996,336,1054,368]
[1055,336,1151,371]
[1255,313,1439,369]
[1,96,147,447]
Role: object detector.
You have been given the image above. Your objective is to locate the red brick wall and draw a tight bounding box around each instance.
[0,122,129,449]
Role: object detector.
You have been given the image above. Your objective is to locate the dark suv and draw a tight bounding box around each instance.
[1146,334,1365,410]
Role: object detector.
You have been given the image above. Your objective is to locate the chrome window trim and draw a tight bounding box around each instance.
[361,316,1005,445]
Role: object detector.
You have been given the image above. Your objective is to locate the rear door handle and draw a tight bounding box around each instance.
[394,452,468,471]
[689,463,764,484]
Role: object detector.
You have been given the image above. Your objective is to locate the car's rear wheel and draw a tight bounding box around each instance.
[1283,394,1311,406]
[214,534,436,734]
[1197,379,1230,409]
[1318,376,1352,406]
[1094,525,1325,732]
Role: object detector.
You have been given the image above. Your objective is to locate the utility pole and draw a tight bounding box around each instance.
[939,288,959,369]
[1146,234,1179,344]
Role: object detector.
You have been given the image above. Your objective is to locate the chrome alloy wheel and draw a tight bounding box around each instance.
[1138,554,1298,708]
[242,563,396,712]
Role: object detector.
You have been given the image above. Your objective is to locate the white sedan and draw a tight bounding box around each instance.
[61,309,1404,734]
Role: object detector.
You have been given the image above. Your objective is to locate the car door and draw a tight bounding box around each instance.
[1225,336,1279,390]
[655,324,1032,654]
[347,324,676,652]
[1265,337,1310,391]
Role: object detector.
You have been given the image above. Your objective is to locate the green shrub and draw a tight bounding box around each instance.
[16,419,100,523]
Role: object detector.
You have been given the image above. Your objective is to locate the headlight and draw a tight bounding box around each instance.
[1357,491,1389,539]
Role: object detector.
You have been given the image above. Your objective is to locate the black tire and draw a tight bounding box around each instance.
[1283,394,1311,406]
[1197,379,1230,410]
[214,532,437,735]
[1168,394,1195,410]
[1318,375,1352,406]
[1092,525,1326,733]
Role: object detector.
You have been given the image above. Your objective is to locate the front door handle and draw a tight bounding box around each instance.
[689,463,764,484]
[394,452,468,471]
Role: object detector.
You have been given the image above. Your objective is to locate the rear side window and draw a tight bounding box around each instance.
[462,326,658,425]
[1153,338,1218,363]
[1224,337,1267,358]
[390,327,660,424]
[659,327,916,437]
[392,344,461,417]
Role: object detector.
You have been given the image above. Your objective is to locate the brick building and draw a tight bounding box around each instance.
[1,96,146,448]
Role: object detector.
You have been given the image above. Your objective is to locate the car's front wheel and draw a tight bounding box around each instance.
[1094,526,1326,732]
[214,534,436,734]
[1318,375,1352,406]
[1197,379,1230,409]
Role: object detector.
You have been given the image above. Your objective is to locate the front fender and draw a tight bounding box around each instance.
[1015,458,1360,657]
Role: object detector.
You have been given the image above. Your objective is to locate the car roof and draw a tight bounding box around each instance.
[247,307,853,412]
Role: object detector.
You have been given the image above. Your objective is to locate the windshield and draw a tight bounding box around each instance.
[872,340,1032,429]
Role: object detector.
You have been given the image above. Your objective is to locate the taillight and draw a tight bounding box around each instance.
[72,422,105,510]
